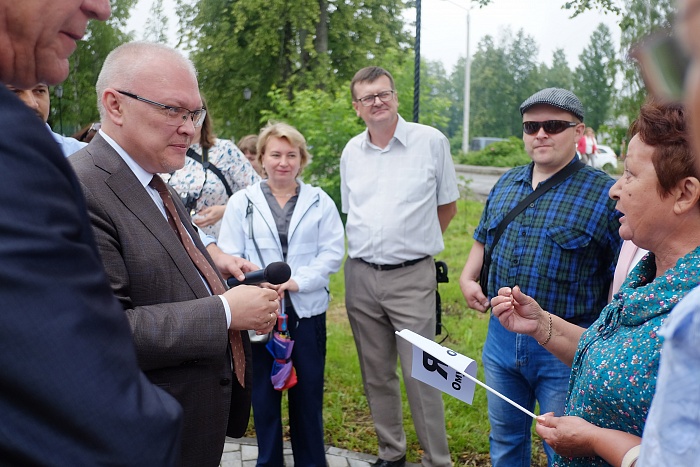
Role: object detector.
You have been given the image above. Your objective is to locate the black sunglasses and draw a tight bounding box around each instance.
[522,120,579,135]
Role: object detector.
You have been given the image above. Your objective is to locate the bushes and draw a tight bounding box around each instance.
[456,136,530,167]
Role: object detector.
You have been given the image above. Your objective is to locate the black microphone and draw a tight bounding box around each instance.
[226,261,291,287]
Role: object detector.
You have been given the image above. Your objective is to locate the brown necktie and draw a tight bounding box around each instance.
[149,174,246,387]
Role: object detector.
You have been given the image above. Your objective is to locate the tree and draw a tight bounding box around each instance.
[143,0,170,44]
[176,0,413,139]
[468,35,514,140]
[615,0,674,132]
[540,49,573,90]
[49,0,136,136]
[573,23,617,131]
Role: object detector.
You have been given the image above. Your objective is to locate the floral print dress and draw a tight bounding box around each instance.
[163,138,260,237]
[553,245,700,467]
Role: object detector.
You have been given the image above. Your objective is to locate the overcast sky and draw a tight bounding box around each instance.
[128,0,623,73]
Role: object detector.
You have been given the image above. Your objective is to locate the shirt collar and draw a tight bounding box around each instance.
[361,114,407,151]
[100,130,154,189]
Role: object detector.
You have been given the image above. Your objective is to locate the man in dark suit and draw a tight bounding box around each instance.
[0,1,184,465]
[70,41,280,467]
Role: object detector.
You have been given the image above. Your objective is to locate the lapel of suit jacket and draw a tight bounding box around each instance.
[88,135,212,298]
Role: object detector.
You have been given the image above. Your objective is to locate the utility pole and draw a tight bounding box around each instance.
[414,0,421,123]
[461,7,471,153]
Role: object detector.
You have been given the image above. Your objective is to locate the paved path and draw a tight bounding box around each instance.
[219,437,421,467]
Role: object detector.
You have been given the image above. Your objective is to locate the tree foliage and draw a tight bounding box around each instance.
[466,29,540,144]
[175,0,413,139]
[143,0,170,43]
[615,0,675,132]
[573,23,617,131]
[49,0,136,136]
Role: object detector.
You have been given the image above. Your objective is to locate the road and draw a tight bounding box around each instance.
[454,164,508,201]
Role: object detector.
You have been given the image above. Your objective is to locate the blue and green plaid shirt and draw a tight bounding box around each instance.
[475,157,622,322]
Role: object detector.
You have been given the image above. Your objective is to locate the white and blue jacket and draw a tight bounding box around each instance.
[218,180,345,318]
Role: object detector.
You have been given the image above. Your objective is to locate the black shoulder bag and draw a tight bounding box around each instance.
[479,160,585,296]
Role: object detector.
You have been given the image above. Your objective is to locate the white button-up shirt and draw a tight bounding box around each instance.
[340,115,459,265]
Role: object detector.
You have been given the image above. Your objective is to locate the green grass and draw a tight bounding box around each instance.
[255,198,547,466]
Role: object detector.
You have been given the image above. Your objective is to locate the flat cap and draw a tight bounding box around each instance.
[519,88,585,122]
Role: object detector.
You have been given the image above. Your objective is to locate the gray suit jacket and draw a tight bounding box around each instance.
[70,134,252,467]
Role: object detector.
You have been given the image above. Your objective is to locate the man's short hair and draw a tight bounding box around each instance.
[350,66,395,100]
[520,88,585,122]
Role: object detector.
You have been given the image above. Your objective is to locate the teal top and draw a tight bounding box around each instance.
[553,246,700,467]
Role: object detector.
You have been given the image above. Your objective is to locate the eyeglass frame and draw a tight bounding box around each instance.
[116,90,206,127]
[354,89,396,107]
[522,120,580,135]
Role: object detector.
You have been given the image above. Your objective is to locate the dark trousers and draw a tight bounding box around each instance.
[251,306,327,467]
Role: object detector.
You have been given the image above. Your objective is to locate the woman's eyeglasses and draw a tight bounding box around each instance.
[522,120,579,135]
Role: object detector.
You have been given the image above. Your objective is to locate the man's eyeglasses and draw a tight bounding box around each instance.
[355,90,395,107]
[117,90,206,127]
[631,31,691,103]
[522,120,579,135]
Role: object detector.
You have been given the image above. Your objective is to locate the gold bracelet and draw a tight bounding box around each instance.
[538,312,552,346]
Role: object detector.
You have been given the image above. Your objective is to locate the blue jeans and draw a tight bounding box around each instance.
[482,314,571,467]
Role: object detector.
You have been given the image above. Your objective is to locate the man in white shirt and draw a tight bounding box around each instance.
[340,66,459,467]
[5,82,87,157]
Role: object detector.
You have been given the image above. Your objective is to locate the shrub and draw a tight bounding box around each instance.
[456,136,530,167]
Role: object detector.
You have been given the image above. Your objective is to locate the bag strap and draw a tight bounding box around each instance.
[487,159,585,258]
[246,199,265,267]
[186,147,234,197]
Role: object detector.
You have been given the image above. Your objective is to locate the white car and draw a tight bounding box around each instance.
[588,145,618,171]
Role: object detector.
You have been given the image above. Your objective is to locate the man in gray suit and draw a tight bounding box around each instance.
[70,41,280,467]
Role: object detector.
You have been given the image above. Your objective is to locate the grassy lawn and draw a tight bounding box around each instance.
[251,197,548,466]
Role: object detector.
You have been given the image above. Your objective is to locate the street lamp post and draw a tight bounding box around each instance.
[461,8,471,154]
[55,85,64,135]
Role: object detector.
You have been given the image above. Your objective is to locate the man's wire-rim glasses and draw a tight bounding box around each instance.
[355,90,396,107]
[522,120,579,135]
[117,90,206,127]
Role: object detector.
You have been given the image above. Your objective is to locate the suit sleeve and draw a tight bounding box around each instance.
[0,92,182,465]
[77,179,229,372]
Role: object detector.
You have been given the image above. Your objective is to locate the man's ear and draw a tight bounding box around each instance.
[352,100,361,118]
[101,88,125,126]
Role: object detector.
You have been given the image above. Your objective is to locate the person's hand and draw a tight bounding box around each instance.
[223,285,280,332]
[264,279,299,299]
[490,285,545,336]
[206,244,260,281]
[193,205,226,228]
[460,277,490,312]
[535,413,598,458]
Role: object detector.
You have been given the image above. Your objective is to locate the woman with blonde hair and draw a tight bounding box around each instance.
[218,122,345,466]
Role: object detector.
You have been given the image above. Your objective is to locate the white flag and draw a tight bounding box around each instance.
[396,329,537,418]
[396,329,477,404]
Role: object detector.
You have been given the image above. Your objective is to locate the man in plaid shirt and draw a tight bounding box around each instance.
[460,88,622,467]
